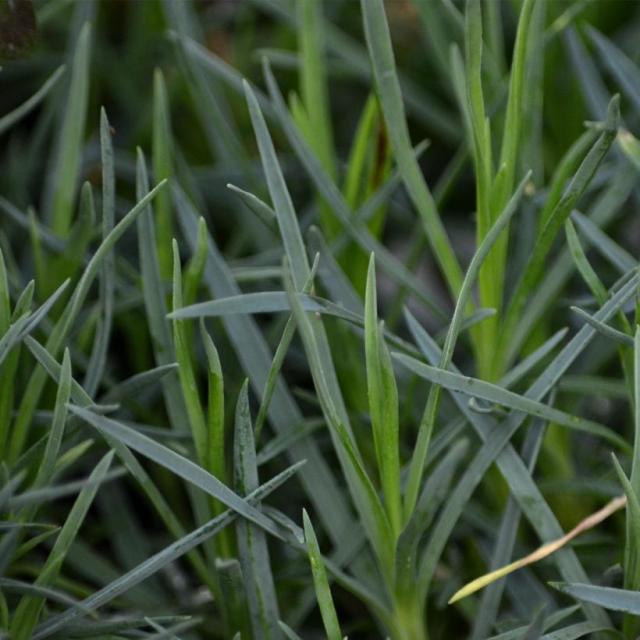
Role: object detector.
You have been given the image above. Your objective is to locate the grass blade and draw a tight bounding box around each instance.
[234,382,281,639]
[49,23,91,236]
[361,0,463,299]
[302,510,342,640]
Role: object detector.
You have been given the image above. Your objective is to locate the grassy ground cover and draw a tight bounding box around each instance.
[1,0,640,637]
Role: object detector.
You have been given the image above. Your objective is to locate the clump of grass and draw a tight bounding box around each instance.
[0,0,639,638]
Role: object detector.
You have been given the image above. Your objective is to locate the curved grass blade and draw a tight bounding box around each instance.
[0,65,65,136]
[449,494,626,603]
[395,352,628,450]
[570,306,633,347]
[551,582,640,615]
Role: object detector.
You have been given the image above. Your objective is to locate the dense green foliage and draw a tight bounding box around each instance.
[1,0,640,638]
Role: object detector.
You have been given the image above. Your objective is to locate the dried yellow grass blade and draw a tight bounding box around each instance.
[449,494,627,604]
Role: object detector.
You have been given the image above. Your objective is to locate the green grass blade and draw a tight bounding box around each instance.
[551,583,640,615]
[395,438,468,599]
[632,327,640,496]
[404,172,530,517]
[100,363,178,404]
[234,382,281,639]
[83,109,115,397]
[302,510,342,640]
[50,23,91,236]
[8,179,166,462]
[361,0,463,299]
[395,352,628,450]
[244,80,310,289]
[364,254,401,535]
[283,262,394,582]
[201,323,226,486]
[171,240,208,468]
[564,27,610,119]
[404,297,634,624]
[570,210,635,275]
[564,218,608,304]
[570,306,633,348]
[618,129,640,172]
[152,68,174,278]
[296,0,337,238]
[33,349,72,490]
[260,59,446,320]
[499,96,620,372]
[255,256,319,441]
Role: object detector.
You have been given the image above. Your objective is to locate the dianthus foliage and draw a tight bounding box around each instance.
[1,0,640,638]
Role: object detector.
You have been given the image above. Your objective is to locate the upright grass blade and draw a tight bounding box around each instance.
[296,0,338,239]
[361,0,463,300]
[260,58,447,320]
[631,328,640,498]
[364,255,401,535]
[243,81,309,290]
[283,261,395,585]
[83,109,115,397]
[171,240,208,468]
[152,69,174,278]
[135,151,192,441]
[468,0,535,380]
[201,323,226,488]
[234,382,281,640]
[302,510,342,640]
[0,251,15,457]
[498,96,620,373]
[403,172,530,519]
[49,23,91,236]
